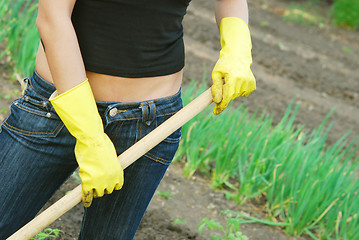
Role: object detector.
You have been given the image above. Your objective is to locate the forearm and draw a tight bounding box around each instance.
[36,1,86,94]
[214,0,249,27]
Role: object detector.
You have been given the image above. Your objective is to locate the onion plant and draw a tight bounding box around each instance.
[179,82,359,239]
[0,0,39,80]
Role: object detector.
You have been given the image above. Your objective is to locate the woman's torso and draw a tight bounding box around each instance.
[35,47,183,102]
[36,0,191,102]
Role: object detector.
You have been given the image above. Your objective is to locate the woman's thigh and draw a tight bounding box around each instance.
[0,74,78,239]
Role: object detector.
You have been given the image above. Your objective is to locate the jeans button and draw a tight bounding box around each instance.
[42,101,47,108]
[109,108,118,117]
[46,112,51,118]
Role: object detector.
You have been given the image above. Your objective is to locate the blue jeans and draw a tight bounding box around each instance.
[0,71,182,239]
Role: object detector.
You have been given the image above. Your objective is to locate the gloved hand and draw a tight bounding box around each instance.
[50,80,124,207]
[211,17,256,115]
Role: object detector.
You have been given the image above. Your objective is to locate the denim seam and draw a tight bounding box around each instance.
[3,121,63,137]
[16,102,53,118]
[139,119,142,140]
[141,103,147,124]
[107,111,178,123]
[135,119,140,143]
[162,138,181,144]
[153,102,156,123]
[158,111,178,117]
[22,95,45,108]
[144,152,172,165]
[23,100,43,108]
[113,121,124,139]
[155,115,158,129]
[112,117,141,121]
[149,102,155,124]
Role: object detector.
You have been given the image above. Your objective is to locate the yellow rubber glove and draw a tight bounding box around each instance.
[211,17,256,115]
[50,80,124,207]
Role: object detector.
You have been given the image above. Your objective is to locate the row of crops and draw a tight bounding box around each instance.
[177,83,359,239]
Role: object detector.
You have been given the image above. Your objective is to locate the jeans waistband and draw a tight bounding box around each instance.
[27,70,182,123]
[96,89,182,125]
[27,70,57,100]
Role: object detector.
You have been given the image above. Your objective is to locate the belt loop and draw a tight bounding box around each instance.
[23,77,30,85]
[141,101,156,126]
[140,103,146,124]
[149,101,156,123]
[22,77,30,90]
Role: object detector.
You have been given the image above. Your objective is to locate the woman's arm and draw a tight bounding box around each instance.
[36,0,124,207]
[36,0,86,94]
[215,0,249,26]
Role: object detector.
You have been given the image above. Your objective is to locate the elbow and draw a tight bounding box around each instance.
[36,13,53,36]
[36,15,45,34]
[36,1,75,35]
[36,14,72,38]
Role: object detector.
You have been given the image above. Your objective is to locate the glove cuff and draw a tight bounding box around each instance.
[219,17,252,52]
[50,79,103,138]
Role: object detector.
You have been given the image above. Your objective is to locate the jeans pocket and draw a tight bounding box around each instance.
[139,115,181,165]
[3,98,64,138]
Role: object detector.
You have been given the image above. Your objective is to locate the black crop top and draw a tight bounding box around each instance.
[71,0,191,78]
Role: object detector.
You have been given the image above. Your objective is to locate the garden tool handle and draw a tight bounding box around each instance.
[8,88,213,240]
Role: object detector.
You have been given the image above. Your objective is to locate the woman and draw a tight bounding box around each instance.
[0,0,255,239]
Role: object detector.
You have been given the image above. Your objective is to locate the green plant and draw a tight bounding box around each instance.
[157,191,173,199]
[260,21,269,27]
[331,0,359,29]
[173,218,187,225]
[174,81,217,178]
[31,228,62,240]
[0,0,39,80]
[178,83,359,239]
[198,212,248,240]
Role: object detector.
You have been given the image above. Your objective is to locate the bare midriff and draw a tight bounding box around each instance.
[35,45,183,102]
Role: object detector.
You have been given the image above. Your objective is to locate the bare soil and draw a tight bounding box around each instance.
[1,0,358,239]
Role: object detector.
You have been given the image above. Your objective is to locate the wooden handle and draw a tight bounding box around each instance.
[8,88,213,240]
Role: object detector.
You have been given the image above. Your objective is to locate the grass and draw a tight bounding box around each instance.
[176,82,359,239]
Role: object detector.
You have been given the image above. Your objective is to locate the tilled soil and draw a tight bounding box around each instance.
[1,0,358,239]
